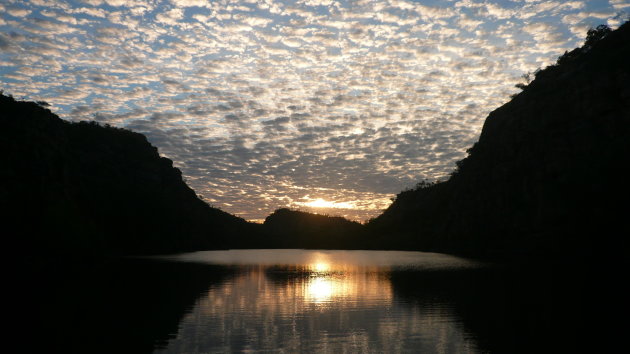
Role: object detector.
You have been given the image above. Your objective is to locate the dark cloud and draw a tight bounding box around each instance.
[120,55,143,68]
[186,104,213,116]
[0,34,11,50]
[150,112,184,122]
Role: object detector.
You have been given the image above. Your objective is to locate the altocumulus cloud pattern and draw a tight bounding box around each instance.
[1,0,628,221]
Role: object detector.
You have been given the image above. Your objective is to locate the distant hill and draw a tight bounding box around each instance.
[0,94,259,257]
[263,208,364,249]
[367,22,630,259]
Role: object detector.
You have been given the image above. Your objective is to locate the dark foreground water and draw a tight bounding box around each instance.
[14,249,616,353]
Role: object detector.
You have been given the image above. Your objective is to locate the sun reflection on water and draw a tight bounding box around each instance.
[305,255,339,303]
[303,256,388,305]
[312,262,330,273]
[307,277,334,303]
[155,250,483,353]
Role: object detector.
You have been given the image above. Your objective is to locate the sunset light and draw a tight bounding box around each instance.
[312,262,331,273]
[307,277,335,303]
[300,198,355,209]
[3,0,628,351]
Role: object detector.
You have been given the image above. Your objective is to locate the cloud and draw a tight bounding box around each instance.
[610,0,630,10]
[171,0,212,7]
[156,7,184,25]
[7,7,32,17]
[0,0,623,221]
[0,34,12,50]
[458,14,483,31]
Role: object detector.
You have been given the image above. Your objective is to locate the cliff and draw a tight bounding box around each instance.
[367,23,630,258]
[0,94,257,257]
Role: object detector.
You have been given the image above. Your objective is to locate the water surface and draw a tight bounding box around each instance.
[18,249,595,353]
[152,250,483,353]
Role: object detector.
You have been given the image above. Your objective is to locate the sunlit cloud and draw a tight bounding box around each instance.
[1,0,627,221]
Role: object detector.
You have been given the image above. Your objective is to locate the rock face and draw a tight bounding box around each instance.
[367,23,630,258]
[0,94,254,256]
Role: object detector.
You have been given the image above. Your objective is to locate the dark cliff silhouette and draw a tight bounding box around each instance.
[262,208,363,249]
[0,94,260,257]
[367,22,630,259]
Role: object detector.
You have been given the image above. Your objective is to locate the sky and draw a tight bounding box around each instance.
[1,0,628,222]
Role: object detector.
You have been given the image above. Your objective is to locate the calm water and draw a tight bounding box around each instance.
[18,249,598,353]
[153,250,483,353]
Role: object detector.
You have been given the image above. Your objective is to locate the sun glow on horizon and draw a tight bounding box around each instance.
[299,198,355,209]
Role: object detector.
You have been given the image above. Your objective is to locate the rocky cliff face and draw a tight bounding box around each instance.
[0,94,254,256]
[367,23,630,258]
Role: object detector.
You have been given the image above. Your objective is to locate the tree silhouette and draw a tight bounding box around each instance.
[585,24,612,48]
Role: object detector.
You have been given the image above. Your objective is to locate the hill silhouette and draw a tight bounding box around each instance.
[0,93,368,255]
[367,22,630,259]
[263,208,363,249]
[0,94,261,257]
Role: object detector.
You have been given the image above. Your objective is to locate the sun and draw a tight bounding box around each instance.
[301,198,354,209]
[304,198,336,208]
